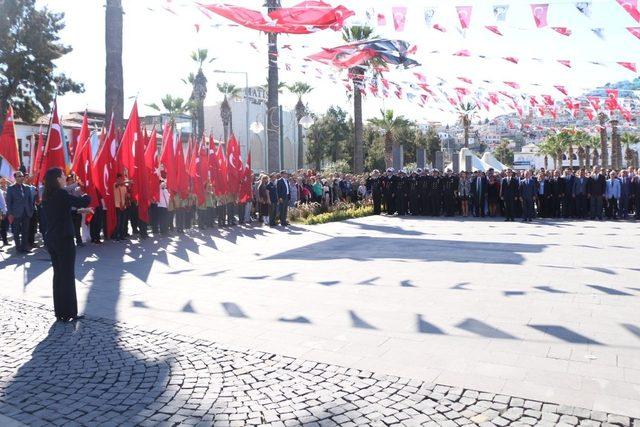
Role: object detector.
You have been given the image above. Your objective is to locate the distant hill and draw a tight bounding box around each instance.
[603,77,640,91]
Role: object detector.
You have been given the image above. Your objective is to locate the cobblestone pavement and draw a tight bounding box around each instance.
[0,298,637,427]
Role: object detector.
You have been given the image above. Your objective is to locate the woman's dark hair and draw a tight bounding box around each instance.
[42,168,63,201]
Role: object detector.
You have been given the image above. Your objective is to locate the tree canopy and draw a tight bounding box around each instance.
[0,0,83,128]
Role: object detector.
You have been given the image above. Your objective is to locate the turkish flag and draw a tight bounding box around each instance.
[0,105,21,171]
[530,4,549,28]
[117,102,139,179]
[188,138,206,205]
[226,134,243,195]
[456,6,472,29]
[174,136,189,199]
[39,101,66,183]
[617,0,640,22]
[144,126,160,203]
[93,116,118,238]
[213,143,228,197]
[31,129,45,182]
[239,151,253,204]
[160,123,177,195]
[71,111,91,183]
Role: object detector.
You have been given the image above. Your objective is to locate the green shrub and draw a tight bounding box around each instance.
[291,201,374,225]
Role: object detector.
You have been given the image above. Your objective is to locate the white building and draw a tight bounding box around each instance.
[203,87,302,172]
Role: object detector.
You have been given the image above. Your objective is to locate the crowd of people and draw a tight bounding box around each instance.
[1,165,640,254]
[365,165,640,221]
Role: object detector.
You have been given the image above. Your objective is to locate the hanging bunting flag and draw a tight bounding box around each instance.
[628,27,640,39]
[620,108,632,121]
[576,2,592,17]
[538,106,546,116]
[543,94,555,105]
[587,96,601,111]
[530,4,549,28]
[554,85,568,95]
[377,13,387,26]
[616,0,640,22]
[618,61,637,72]
[392,7,407,31]
[424,8,436,26]
[493,4,509,21]
[414,72,426,83]
[504,56,519,64]
[558,59,572,68]
[605,89,619,110]
[552,27,572,36]
[585,108,594,120]
[529,96,539,106]
[433,24,446,32]
[486,25,503,35]
[456,6,472,29]
[504,81,520,89]
[457,76,473,84]
[591,28,605,39]
[453,49,471,56]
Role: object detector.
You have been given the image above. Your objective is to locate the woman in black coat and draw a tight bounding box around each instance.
[41,168,91,321]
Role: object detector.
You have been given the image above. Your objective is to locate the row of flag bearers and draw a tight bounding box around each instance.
[0,102,254,246]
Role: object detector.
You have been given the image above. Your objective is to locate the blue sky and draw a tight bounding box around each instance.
[40,0,640,124]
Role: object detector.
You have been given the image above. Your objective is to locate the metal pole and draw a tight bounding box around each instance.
[279,105,284,170]
[244,72,249,163]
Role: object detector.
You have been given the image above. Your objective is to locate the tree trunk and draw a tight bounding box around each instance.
[463,117,469,148]
[544,155,548,170]
[266,2,280,172]
[592,148,599,166]
[221,96,231,142]
[585,147,591,168]
[568,144,574,168]
[384,133,393,168]
[105,0,124,131]
[352,69,364,173]
[610,120,620,169]
[295,98,305,170]
[598,113,608,168]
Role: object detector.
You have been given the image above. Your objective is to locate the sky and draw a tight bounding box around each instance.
[38,0,640,125]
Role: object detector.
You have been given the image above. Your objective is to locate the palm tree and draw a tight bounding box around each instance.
[216,83,242,141]
[622,132,639,168]
[456,102,477,148]
[343,25,377,173]
[573,130,588,168]
[583,134,599,169]
[190,49,211,138]
[368,109,412,168]
[287,82,313,169]
[610,119,621,169]
[598,112,608,168]
[558,128,576,168]
[105,0,124,130]
[266,0,281,172]
[147,95,193,126]
[538,137,556,170]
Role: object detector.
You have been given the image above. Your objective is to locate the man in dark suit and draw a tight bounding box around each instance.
[500,169,518,221]
[276,170,291,226]
[619,169,632,219]
[535,171,551,218]
[561,169,575,218]
[519,170,536,222]
[588,166,606,220]
[470,170,488,217]
[6,171,35,253]
[572,169,589,219]
[366,170,383,215]
[550,170,563,218]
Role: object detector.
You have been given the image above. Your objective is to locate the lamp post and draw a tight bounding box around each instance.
[213,70,249,160]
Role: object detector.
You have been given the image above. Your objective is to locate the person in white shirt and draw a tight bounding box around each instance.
[157,181,171,235]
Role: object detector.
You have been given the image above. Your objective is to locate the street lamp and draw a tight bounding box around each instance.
[299,114,314,129]
[213,69,250,160]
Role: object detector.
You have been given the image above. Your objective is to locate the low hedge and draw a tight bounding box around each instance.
[300,204,374,225]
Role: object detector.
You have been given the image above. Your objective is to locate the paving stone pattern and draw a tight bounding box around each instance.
[0,297,637,427]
